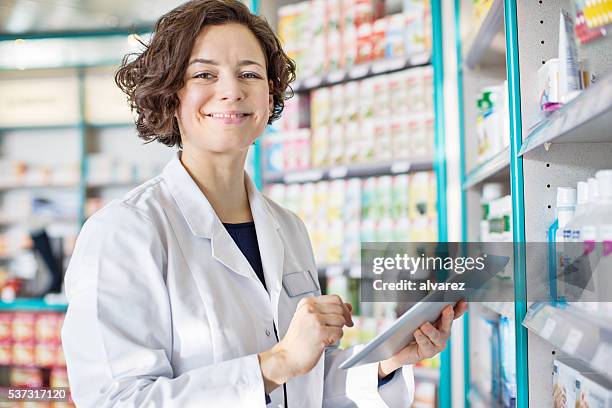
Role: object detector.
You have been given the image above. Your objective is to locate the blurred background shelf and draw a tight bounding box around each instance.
[264,159,434,184]
[462,0,505,69]
[462,146,510,189]
[292,54,431,92]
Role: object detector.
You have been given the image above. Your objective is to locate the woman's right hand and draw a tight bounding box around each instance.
[258,295,353,393]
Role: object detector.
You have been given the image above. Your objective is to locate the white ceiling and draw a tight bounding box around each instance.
[0,0,186,35]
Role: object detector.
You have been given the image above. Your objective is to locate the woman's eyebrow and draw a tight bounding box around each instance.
[188,58,264,68]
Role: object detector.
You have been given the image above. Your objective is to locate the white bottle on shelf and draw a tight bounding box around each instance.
[574,178,600,312]
[594,170,612,316]
[554,187,576,303]
[480,183,504,242]
[567,177,599,312]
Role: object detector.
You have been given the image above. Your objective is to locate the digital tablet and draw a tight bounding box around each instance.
[339,253,510,369]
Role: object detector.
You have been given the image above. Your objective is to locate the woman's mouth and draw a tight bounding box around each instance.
[205,112,252,125]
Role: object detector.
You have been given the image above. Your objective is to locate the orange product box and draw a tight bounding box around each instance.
[0,312,13,342]
[12,342,36,367]
[12,313,36,343]
[356,22,373,64]
[35,313,61,343]
[35,342,58,368]
[0,340,13,365]
[10,367,43,387]
[371,17,387,61]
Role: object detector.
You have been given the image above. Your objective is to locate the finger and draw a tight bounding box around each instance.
[438,306,454,336]
[414,329,435,357]
[319,313,348,328]
[343,303,354,327]
[312,295,353,326]
[322,327,344,346]
[316,303,346,316]
[454,300,468,319]
[420,322,443,348]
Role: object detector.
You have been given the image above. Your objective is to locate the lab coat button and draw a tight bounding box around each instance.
[265,329,271,337]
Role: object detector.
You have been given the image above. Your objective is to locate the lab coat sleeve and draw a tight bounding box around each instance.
[61,202,267,408]
[292,215,415,407]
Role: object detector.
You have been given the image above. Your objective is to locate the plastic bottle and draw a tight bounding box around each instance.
[574,178,600,311]
[594,170,612,315]
[550,187,576,302]
[480,183,504,242]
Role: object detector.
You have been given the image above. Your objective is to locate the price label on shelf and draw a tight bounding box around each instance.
[371,60,389,74]
[591,343,612,373]
[348,64,369,79]
[284,170,324,184]
[410,52,430,66]
[328,166,348,179]
[391,161,411,174]
[327,70,345,84]
[540,318,556,339]
[303,76,322,89]
[561,328,583,355]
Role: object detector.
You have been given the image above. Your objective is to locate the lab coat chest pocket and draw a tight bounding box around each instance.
[278,270,321,336]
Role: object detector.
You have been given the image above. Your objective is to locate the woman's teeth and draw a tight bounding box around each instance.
[208,113,249,118]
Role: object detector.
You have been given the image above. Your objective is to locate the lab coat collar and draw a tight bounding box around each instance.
[163,151,280,238]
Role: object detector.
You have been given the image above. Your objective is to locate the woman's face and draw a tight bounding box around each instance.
[176,23,273,155]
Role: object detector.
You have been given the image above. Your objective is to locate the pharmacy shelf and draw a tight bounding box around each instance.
[462,146,510,189]
[414,366,441,383]
[0,124,80,132]
[0,298,67,312]
[292,53,431,92]
[86,180,145,189]
[264,159,433,184]
[522,302,612,378]
[519,72,612,155]
[467,384,504,408]
[463,0,504,69]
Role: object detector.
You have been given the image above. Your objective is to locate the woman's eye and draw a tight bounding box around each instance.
[241,72,260,79]
[194,72,214,79]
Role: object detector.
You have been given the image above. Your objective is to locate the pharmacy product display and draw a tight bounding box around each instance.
[550,169,612,316]
[264,66,435,174]
[266,172,437,265]
[552,359,612,408]
[277,0,431,78]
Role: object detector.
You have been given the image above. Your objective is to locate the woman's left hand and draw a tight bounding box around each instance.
[378,300,468,378]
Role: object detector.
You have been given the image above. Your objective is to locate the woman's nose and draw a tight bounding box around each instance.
[217,76,245,101]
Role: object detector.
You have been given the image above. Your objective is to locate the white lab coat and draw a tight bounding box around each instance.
[61,151,415,408]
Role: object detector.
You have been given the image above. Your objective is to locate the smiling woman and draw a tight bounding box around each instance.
[61,1,464,407]
[114,0,296,148]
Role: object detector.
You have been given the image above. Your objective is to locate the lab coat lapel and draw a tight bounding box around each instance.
[163,151,255,280]
[245,174,285,324]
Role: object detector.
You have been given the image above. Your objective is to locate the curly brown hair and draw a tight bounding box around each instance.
[115,0,296,147]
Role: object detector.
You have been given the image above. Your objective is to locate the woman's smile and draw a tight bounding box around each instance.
[205,110,253,125]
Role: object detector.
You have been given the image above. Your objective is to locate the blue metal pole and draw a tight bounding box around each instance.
[453,0,471,406]
[431,0,451,407]
[503,1,529,407]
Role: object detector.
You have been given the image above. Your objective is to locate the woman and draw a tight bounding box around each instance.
[61,1,466,407]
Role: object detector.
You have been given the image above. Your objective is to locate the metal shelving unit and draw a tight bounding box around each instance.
[456,0,612,406]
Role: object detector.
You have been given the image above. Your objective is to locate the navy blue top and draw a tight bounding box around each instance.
[223,221,267,290]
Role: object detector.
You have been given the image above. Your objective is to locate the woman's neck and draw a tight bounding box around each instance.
[180,148,253,223]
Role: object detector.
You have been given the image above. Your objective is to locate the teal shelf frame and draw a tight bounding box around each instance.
[454,0,470,406]
[0,298,67,312]
[431,1,451,407]
[456,1,530,407]
[503,1,529,407]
